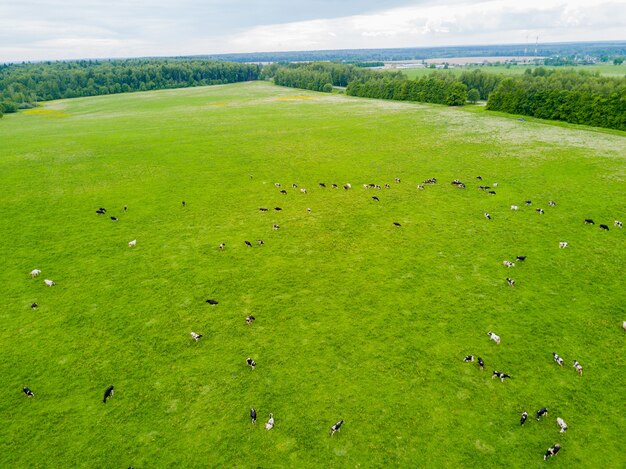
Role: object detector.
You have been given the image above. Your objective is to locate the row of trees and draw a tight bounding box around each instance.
[486,69,626,130]
[0,59,260,113]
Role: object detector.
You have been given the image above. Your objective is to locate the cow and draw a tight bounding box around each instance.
[307,208,311,213]
[246,315,256,325]
[544,444,561,460]
[265,413,274,430]
[552,352,564,367]
[463,355,475,362]
[344,183,351,190]
[363,184,369,189]
[124,205,128,212]
[520,411,528,426]
[331,184,338,189]
[536,208,544,214]
[274,207,282,211]
[506,277,515,287]
[250,408,257,424]
[274,183,281,188]
[492,371,511,382]
[128,239,136,247]
[487,332,501,344]
[477,357,484,370]
[182,201,186,207]
[394,178,401,183]
[44,279,55,287]
[259,207,268,212]
[31,303,38,309]
[110,216,118,221]
[417,185,425,190]
[103,385,114,403]
[599,224,609,231]
[615,220,623,228]
[559,242,569,249]
[372,196,380,202]
[536,408,548,421]
[191,332,203,341]
[280,190,287,195]
[96,208,106,215]
[503,261,515,268]
[476,176,482,180]
[206,299,219,305]
[219,243,225,251]
[393,222,401,227]
[584,219,594,224]
[272,224,280,230]
[623,320,626,332]
[525,200,532,206]
[549,200,556,207]
[245,240,252,247]
[510,205,519,211]
[493,183,498,187]
[23,387,34,397]
[258,239,264,246]
[516,256,527,262]
[30,269,42,278]
[484,213,491,220]
[573,360,583,376]
[330,419,344,436]
[300,188,307,194]
[488,191,496,195]
[292,183,297,188]
[557,417,568,433]
[319,183,326,188]
[246,357,256,369]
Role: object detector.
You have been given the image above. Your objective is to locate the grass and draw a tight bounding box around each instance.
[401,63,626,79]
[0,81,625,467]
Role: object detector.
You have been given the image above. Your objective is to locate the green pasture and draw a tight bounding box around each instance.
[0,81,625,467]
[401,63,626,79]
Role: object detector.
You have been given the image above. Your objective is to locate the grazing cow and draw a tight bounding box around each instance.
[477,357,484,370]
[206,299,219,305]
[573,360,583,376]
[492,371,511,382]
[510,205,519,211]
[103,385,114,403]
[31,302,38,309]
[307,208,311,213]
[417,185,425,190]
[250,408,257,424]
[259,207,268,212]
[265,413,274,430]
[506,277,515,287]
[292,183,297,188]
[536,408,548,421]
[544,444,561,460]
[330,420,344,436]
[559,242,569,249]
[128,239,136,247]
[300,188,307,194]
[584,219,594,224]
[274,207,282,211]
[246,357,256,369]
[219,243,225,251]
[110,216,118,221]
[275,183,281,187]
[484,213,491,220]
[375,184,382,190]
[319,183,326,188]
[258,239,264,246]
[488,191,496,195]
[372,196,379,202]
[463,355,475,362]
[23,387,34,397]
[182,201,186,207]
[516,256,527,262]
[363,184,369,189]
[493,183,498,187]
[280,190,287,195]
[245,240,252,247]
[599,224,609,231]
[520,411,528,426]
[96,209,106,215]
[246,315,256,325]
[124,205,128,212]
[549,200,556,207]
[343,184,351,190]
[487,332,501,344]
[557,417,568,433]
[393,222,401,227]
[525,200,532,206]
[44,279,55,287]
[503,260,515,268]
[476,176,482,180]
[623,320,626,332]
[31,269,42,278]
[272,224,280,230]
[331,184,338,189]
[552,352,564,367]
[191,332,203,341]
[615,220,622,228]
[536,208,544,214]
[394,178,401,183]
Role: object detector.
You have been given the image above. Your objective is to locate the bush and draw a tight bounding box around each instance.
[468,88,480,103]
[322,83,333,93]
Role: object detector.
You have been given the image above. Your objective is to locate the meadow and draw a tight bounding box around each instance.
[0,81,625,467]
[401,63,626,79]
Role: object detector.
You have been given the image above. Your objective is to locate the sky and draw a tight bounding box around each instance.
[1,0,625,62]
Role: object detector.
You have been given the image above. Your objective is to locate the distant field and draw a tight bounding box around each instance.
[401,63,626,79]
[1,81,625,467]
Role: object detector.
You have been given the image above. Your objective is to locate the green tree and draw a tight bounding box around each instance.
[322,83,333,93]
[467,88,480,103]
[613,57,624,65]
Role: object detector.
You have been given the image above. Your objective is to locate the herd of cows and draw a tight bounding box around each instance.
[22,174,624,462]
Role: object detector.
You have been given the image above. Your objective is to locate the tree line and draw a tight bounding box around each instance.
[0,59,260,113]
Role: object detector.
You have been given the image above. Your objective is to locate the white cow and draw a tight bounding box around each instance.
[510,205,519,211]
[30,269,42,278]
[128,239,137,247]
[503,261,515,268]
[487,331,501,345]
[44,279,55,287]
[559,242,569,249]
[557,417,568,433]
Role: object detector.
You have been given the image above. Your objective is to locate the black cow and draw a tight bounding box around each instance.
[544,444,561,460]
[525,200,532,206]
[584,219,594,224]
[520,411,528,426]
[124,205,128,212]
[259,207,268,212]
[536,408,548,420]
[372,196,379,201]
[110,216,118,221]
[31,302,38,309]
[330,419,344,436]
[96,208,106,215]
[274,207,282,211]
[245,240,252,247]
[206,299,219,305]
[182,201,186,207]
[103,385,114,403]
[393,222,401,227]
[477,357,484,370]
[516,256,527,262]
[488,190,496,195]
[250,407,257,424]
[23,387,34,397]
[331,184,338,188]
[599,224,609,231]
[280,190,287,194]
[319,183,326,187]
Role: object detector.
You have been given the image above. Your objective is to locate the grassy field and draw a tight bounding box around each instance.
[1,81,625,468]
[401,63,626,79]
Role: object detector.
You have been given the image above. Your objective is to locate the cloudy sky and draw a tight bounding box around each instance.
[1,0,625,62]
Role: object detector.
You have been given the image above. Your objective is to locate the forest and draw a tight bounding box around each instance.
[0,59,260,113]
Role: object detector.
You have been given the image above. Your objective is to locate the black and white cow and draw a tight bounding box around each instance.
[103,385,114,403]
[584,219,595,224]
[506,277,516,287]
[492,371,511,382]
[250,407,257,424]
[330,419,344,436]
[463,355,475,362]
[557,417,568,433]
[544,444,561,460]
[246,315,256,325]
[536,407,548,421]
[615,220,623,229]
[520,411,528,426]
[246,357,256,369]
[206,299,219,305]
[599,224,609,231]
[259,207,268,212]
[487,331,501,344]
[191,332,203,341]
[516,256,527,262]
[484,213,492,220]
[573,360,583,376]
[245,240,252,247]
[553,352,564,367]
[393,222,401,227]
[23,387,35,397]
[477,357,484,370]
